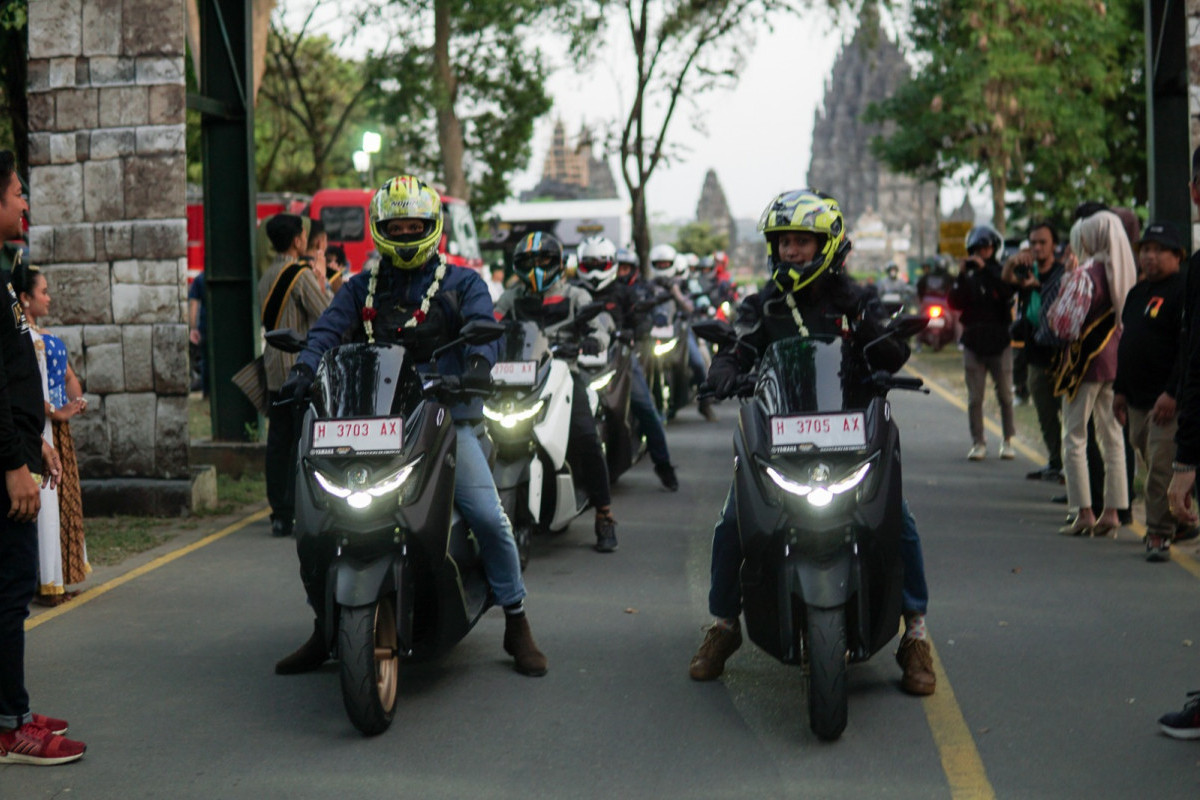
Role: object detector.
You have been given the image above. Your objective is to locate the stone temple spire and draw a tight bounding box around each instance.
[696,169,737,251]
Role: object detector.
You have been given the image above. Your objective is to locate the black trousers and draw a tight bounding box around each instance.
[266,390,299,524]
[0,493,37,729]
[567,375,611,510]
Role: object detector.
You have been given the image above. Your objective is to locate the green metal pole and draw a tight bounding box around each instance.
[1146,0,1192,251]
[196,0,259,441]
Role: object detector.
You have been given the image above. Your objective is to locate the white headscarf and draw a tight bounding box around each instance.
[1075,210,1137,324]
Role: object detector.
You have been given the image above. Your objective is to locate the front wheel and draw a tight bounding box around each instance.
[804,605,848,741]
[338,597,399,736]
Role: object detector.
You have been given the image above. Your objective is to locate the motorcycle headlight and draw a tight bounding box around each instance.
[312,456,423,510]
[761,460,873,508]
[483,399,545,429]
[653,337,679,357]
[589,371,616,393]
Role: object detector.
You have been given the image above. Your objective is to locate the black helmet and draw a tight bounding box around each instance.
[965,225,1002,255]
[512,232,564,294]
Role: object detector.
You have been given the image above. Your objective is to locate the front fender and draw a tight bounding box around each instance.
[334,555,399,609]
[786,556,852,610]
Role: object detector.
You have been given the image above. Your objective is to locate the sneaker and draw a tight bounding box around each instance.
[896,637,936,696]
[1146,533,1172,562]
[998,440,1016,460]
[1025,465,1063,482]
[30,713,68,735]
[689,620,742,681]
[654,462,679,492]
[967,444,986,461]
[594,514,618,553]
[0,723,86,765]
[1159,692,1200,739]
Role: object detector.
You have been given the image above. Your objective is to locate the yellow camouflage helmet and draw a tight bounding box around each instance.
[758,189,848,293]
[369,175,444,269]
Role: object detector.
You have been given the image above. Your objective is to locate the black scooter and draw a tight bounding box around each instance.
[267,319,506,736]
[695,315,928,741]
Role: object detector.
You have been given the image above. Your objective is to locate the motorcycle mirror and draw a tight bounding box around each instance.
[460,318,507,345]
[265,328,306,354]
[887,314,930,339]
[692,318,737,347]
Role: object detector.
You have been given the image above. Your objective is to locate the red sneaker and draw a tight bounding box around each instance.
[30,712,69,735]
[0,722,86,765]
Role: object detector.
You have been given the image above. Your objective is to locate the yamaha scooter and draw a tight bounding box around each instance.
[267,319,506,736]
[695,315,928,741]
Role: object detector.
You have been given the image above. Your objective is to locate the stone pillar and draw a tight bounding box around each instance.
[25,0,190,491]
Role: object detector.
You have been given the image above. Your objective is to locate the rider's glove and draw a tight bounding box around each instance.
[580,336,603,356]
[463,354,493,393]
[707,367,740,400]
[278,363,315,403]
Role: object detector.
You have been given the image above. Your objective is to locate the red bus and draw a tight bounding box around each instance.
[185,188,310,283]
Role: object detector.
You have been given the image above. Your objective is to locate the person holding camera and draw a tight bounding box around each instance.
[1003,223,1065,480]
[949,225,1018,460]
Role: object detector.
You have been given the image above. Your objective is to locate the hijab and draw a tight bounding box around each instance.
[1075,210,1137,324]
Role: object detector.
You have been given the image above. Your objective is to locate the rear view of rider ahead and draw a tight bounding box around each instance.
[687,189,936,696]
[274,176,547,677]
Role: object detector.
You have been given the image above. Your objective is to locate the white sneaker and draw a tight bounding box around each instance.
[999,439,1016,459]
[967,444,986,461]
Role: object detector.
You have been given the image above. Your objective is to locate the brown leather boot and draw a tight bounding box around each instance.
[275,621,329,675]
[896,637,936,696]
[688,620,742,681]
[503,613,548,676]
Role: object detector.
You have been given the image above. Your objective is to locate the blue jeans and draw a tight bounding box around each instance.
[708,487,928,619]
[0,510,37,729]
[630,360,671,467]
[455,424,526,608]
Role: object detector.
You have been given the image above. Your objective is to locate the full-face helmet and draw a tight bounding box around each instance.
[368,175,443,269]
[576,236,618,292]
[615,247,639,285]
[965,225,1002,256]
[759,188,848,293]
[512,232,565,294]
[649,243,678,281]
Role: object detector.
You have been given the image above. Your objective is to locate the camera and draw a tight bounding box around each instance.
[1014,264,1032,280]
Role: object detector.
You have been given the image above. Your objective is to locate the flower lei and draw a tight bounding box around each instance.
[361,253,448,343]
[784,292,811,337]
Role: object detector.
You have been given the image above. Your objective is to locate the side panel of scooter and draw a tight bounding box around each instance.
[527,457,543,520]
[548,472,582,531]
[533,360,573,468]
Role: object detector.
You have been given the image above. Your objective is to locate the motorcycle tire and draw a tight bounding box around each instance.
[338,597,399,736]
[804,605,849,742]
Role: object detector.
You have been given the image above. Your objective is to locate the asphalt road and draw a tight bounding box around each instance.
[7,381,1200,798]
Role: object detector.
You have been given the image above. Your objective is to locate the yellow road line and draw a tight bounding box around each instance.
[26,507,271,631]
[924,641,997,800]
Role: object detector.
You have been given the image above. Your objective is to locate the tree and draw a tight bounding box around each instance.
[574,0,799,269]
[364,0,564,214]
[866,0,1141,233]
[255,6,374,192]
[0,0,27,174]
[674,220,728,255]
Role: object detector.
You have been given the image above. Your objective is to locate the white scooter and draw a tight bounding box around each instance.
[484,306,605,566]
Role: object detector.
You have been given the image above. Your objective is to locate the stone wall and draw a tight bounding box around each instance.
[25,0,189,480]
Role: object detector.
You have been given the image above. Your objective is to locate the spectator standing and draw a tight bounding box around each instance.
[1053,212,1136,537]
[301,217,332,295]
[0,149,85,765]
[1157,146,1200,738]
[948,225,1017,460]
[259,214,330,538]
[1113,221,1187,560]
[187,271,206,394]
[324,243,347,294]
[1004,223,1065,481]
[14,265,89,604]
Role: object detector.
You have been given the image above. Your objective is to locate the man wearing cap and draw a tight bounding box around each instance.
[1113,220,1188,561]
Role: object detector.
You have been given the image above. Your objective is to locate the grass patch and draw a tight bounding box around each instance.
[84,470,266,567]
[189,393,212,440]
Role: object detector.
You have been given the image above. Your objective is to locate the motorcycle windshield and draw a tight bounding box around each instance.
[755,335,846,415]
[312,343,424,418]
[501,320,550,364]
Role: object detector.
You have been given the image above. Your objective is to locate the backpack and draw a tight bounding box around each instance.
[1044,263,1095,343]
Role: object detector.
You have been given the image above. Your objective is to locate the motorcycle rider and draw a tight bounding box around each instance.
[495,232,622,552]
[878,262,912,302]
[695,255,736,310]
[687,189,936,696]
[273,176,547,677]
[649,244,717,421]
[575,236,679,491]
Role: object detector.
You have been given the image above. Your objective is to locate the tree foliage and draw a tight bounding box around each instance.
[674,220,727,255]
[865,0,1143,233]
[0,0,28,173]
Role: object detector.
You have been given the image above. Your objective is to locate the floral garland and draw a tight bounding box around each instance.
[784,291,811,337]
[361,254,447,343]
